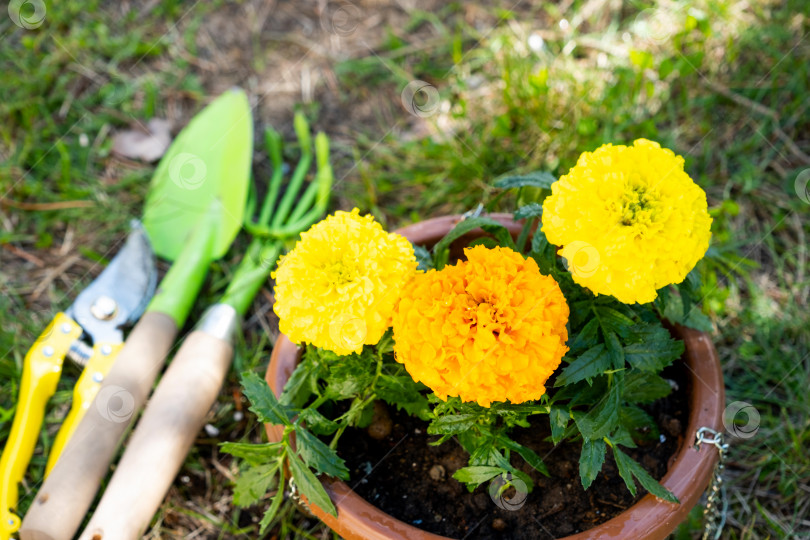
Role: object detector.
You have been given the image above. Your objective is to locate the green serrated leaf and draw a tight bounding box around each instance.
[288,449,337,516]
[610,425,638,448]
[470,442,510,469]
[626,323,672,343]
[412,243,434,272]
[221,442,282,466]
[241,371,291,426]
[556,345,611,387]
[549,406,570,444]
[324,355,375,399]
[595,306,636,338]
[501,438,549,477]
[427,413,478,435]
[258,468,286,533]
[452,466,504,487]
[566,375,609,408]
[468,237,499,249]
[376,374,431,419]
[682,268,702,295]
[624,326,684,371]
[568,318,600,354]
[233,461,280,507]
[683,308,713,332]
[480,223,518,250]
[579,438,606,490]
[623,372,672,403]
[432,217,516,268]
[507,468,535,492]
[296,428,349,480]
[494,171,556,190]
[603,330,625,369]
[620,406,659,443]
[612,446,679,503]
[341,396,376,428]
[456,429,483,454]
[656,288,687,326]
[514,203,543,220]
[612,445,638,497]
[280,358,318,407]
[298,408,339,435]
[575,378,621,440]
[530,227,553,255]
[490,403,546,416]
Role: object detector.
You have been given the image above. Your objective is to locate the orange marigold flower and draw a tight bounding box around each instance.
[392,245,569,407]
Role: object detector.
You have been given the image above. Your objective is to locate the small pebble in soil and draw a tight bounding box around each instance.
[556,459,574,478]
[492,518,508,531]
[233,411,244,422]
[429,464,446,481]
[367,401,393,440]
[660,434,667,443]
[204,423,219,437]
[663,416,683,437]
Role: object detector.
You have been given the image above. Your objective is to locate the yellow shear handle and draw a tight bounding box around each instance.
[45,341,123,475]
[0,313,82,540]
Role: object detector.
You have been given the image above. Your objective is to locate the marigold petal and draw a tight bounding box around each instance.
[541,139,712,304]
[393,245,569,407]
[272,208,419,354]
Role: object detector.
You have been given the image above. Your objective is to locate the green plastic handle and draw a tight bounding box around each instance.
[146,208,217,325]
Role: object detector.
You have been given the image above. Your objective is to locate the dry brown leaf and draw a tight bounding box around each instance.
[111,118,172,162]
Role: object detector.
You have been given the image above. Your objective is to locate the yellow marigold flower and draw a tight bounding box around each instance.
[541,139,712,304]
[272,208,419,355]
[393,245,569,407]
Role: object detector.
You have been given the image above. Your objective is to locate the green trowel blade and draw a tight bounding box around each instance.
[142,88,253,261]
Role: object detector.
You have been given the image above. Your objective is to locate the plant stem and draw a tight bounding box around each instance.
[258,127,285,226]
[516,217,535,253]
[219,240,283,316]
[271,113,312,229]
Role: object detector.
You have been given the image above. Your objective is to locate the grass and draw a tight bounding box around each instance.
[1,0,808,538]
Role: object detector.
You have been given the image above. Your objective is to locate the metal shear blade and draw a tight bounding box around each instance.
[65,221,157,348]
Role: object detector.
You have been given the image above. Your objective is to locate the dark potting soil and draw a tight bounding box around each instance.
[336,360,689,539]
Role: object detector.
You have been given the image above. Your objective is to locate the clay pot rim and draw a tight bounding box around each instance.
[264,213,725,540]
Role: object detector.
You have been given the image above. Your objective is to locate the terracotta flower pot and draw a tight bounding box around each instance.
[264,214,725,540]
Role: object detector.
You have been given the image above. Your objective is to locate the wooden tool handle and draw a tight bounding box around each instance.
[19,312,178,540]
[77,330,233,540]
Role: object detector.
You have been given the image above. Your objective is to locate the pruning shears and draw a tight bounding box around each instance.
[0,224,156,540]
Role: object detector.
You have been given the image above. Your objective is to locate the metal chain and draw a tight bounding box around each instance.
[288,476,301,503]
[460,203,484,220]
[695,427,729,540]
